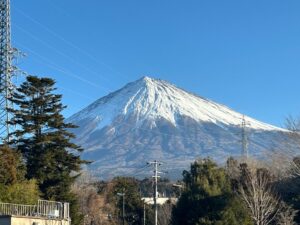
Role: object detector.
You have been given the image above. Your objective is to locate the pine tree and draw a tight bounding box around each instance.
[8,75,86,225]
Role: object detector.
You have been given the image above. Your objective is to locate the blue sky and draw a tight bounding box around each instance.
[11,0,300,127]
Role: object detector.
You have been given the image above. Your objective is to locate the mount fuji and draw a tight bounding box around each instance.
[67,77,299,179]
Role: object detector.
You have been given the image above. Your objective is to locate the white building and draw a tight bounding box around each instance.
[141,197,178,205]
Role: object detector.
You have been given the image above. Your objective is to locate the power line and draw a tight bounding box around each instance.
[120,164,152,178]
[13,7,128,81]
[14,43,110,92]
[11,20,257,151]
[90,163,152,179]
[57,85,95,101]
[12,23,115,88]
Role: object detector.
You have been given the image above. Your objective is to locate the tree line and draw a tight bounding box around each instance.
[0,75,299,225]
[71,155,300,225]
[172,157,300,225]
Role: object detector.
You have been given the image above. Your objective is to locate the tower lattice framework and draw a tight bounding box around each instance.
[241,115,250,159]
[0,0,13,143]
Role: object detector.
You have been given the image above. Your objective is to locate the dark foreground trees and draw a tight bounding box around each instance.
[276,157,300,224]
[8,75,87,225]
[0,145,39,204]
[171,158,253,225]
[112,177,144,225]
[70,157,299,225]
[171,157,300,225]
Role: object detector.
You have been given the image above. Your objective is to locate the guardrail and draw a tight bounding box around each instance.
[0,203,37,217]
[0,200,70,220]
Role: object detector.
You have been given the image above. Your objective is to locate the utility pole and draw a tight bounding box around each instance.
[148,160,162,225]
[117,191,125,225]
[0,0,16,143]
[143,202,146,225]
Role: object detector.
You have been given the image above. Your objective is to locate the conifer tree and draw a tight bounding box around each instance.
[8,75,86,225]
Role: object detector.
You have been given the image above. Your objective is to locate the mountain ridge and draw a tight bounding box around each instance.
[67,76,295,179]
[68,76,285,132]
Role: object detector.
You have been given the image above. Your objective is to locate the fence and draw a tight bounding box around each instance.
[0,203,37,217]
[0,200,70,220]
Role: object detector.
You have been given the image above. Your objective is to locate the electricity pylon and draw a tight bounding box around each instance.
[0,0,15,143]
[241,115,250,159]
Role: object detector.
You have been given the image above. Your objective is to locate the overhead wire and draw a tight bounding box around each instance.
[57,86,95,101]
[10,7,243,147]
[11,3,257,141]
[13,6,128,81]
[124,164,152,177]
[14,43,110,92]
[90,163,152,179]
[11,6,259,174]
[8,4,269,183]
[12,23,115,89]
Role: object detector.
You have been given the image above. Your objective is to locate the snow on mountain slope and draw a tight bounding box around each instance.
[67,76,296,179]
[68,76,284,132]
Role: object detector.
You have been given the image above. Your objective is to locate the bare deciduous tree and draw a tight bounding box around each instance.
[290,157,300,177]
[276,203,298,225]
[158,201,173,225]
[72,171,118,225]
[285,116,300,133]
[238,163,281,225]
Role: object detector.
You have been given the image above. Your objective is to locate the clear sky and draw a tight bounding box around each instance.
[11,0,300,128]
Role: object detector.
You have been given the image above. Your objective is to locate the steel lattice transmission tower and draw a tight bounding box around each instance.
[0,0,14,143]
[241,115,249,159]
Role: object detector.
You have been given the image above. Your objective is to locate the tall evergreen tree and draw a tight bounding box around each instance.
[8,75,86,225]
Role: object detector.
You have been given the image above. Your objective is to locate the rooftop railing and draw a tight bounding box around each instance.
[0,203,37,217]
[0,200,70,220]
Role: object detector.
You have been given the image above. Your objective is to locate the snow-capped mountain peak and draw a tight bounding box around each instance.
[67,76,297,179]
[68,76,284,131]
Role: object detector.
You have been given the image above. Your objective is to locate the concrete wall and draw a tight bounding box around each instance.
[0,216,70,225]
